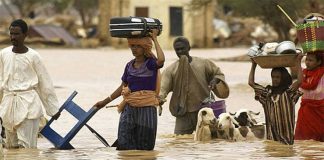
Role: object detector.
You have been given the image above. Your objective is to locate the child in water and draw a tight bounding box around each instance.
[295,52,324,141]
[248,53,303,145]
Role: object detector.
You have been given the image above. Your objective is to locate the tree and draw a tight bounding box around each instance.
[97,0,110,45]
[188,0,216,48]
[48,0,74,14]
[217,0,324,41]
[1,0,16,20]
[218,0,324,78]
[11,0,47,17]
[73,0,98,29]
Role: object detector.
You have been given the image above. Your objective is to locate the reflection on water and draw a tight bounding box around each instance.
[1,133,324,159]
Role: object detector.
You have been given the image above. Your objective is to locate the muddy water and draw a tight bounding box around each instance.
[1,48,323,159]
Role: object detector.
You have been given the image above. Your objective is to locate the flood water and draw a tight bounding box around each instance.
[1,48,323,159]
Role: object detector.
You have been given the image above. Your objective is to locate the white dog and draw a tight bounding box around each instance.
[194,107,217,141]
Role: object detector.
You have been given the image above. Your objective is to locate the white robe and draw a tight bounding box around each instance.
[0,46,59,132]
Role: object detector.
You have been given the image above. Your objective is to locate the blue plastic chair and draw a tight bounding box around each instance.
[40,91,101,149]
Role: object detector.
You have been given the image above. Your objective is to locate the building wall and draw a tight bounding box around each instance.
[129,0,192,49]
[109,0,215,49]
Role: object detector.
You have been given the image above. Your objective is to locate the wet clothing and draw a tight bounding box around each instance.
[253,84,302,145]
[160,56,229,134]
[174,111,198,134]
[5,119,39,148]
[0,46,59,148]
[122,58,159,92]
[117,87,159,113]
[117,105,157,150]
[118,57,162,150]
[295,67,324,141]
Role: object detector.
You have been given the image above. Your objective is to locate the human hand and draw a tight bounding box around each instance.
[93,100,107,109]
[290,83,299,91]
[158,96,166,106]
[149,29,159,40]
[209,78,220,90]
[52,112,61,120]
[250,58,257,64]
[296,51,304,62]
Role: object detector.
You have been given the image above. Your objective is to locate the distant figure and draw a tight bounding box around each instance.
[0,19,60,149]
[295,52,324,141]
[93,29,165,150]
[159,37,229,135]
[248,53,303,145]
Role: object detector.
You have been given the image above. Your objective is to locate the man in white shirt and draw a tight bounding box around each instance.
[0,19,60,148]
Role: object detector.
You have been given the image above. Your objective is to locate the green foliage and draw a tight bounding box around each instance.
[48,0,74,13]
[189,0,214,10]
[218,0,322,40]
[73,0,98,28]
[73,0,98,11]
[219,0,308,20]
[11,0,47,17]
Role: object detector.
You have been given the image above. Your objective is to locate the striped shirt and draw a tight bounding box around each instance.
[253,84,303,145]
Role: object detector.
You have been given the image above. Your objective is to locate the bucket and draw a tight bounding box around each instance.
[200,100,226,118]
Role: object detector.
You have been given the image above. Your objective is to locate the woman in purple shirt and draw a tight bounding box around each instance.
[94,29,165,150]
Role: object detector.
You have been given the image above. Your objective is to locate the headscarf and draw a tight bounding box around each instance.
[127,37,154,58]
[268,67,292,95]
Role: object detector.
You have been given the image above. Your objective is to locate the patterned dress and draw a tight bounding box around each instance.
[253,84,302,145]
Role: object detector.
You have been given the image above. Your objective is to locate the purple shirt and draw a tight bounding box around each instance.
[122,57,162,92]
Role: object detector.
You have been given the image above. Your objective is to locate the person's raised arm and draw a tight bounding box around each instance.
[150,29,165,67]
[93,82,125,109]
[290,53,303,91]
[248,59,257,88]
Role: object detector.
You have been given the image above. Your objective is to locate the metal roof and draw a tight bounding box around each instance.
[29,25,77,46]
